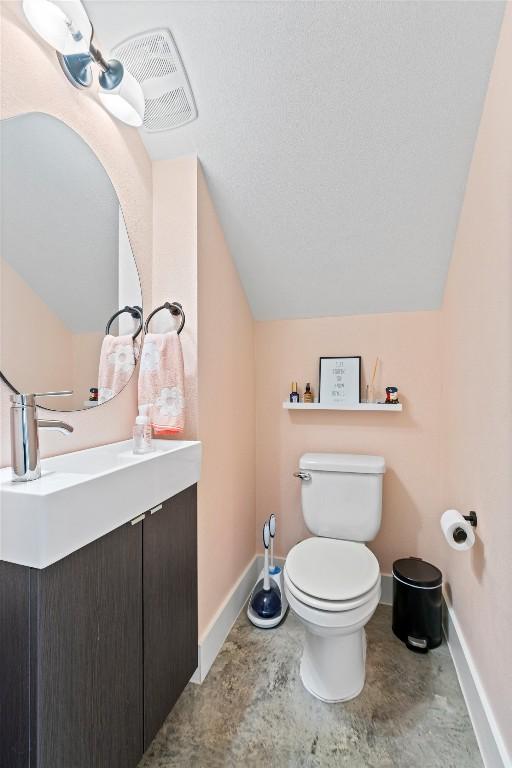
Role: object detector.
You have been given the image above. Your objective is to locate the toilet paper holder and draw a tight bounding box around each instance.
[453,511,478,543]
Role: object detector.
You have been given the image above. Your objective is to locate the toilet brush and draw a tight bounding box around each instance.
[263,521,271,591]
[269,514,279,574]
[250,521,281,620]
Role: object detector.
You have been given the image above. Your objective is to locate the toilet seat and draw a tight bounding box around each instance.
[285,571,381,613]
[285,538,380,611]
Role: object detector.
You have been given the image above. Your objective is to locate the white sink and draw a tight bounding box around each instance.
[0,439,201,568]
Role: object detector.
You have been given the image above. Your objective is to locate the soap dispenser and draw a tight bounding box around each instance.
[133,405,153,454]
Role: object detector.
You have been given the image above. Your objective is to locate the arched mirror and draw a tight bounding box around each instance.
[0,113,142,411]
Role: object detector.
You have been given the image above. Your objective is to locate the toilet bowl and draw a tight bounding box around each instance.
[284,536,381,702]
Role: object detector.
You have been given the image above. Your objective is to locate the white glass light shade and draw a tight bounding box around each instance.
[22,0,92,54]
[98,67,145,128]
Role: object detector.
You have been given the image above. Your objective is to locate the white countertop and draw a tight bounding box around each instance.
[0,439,202,569]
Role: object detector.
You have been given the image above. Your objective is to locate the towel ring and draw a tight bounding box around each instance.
[105,305,143,340]
[144,301,185,335]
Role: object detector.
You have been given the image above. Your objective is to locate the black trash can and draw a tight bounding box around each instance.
[392,557,442,653]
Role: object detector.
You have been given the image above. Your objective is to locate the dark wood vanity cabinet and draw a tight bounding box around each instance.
[143,486,198,748]
[32,521,144,768]
[0,485,198,768]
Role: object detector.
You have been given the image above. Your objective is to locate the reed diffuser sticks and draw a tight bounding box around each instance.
[371,357,379,388]
[367,357,379,403]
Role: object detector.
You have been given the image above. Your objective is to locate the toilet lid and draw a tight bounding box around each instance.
[285,538,380,602]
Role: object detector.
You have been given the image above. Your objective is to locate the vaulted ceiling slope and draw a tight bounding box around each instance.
[88,1,505,320]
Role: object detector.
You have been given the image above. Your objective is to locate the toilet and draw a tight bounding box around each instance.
[284,452,385,703]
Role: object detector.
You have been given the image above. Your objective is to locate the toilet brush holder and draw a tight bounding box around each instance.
[247,566,288,629]
[248,516,288,629]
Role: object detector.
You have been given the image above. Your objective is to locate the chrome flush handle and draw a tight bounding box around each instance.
[293,471,311,481]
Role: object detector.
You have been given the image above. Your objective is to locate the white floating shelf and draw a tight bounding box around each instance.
[283,402,402,412]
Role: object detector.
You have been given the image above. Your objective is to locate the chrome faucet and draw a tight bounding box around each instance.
[10,392,74,482]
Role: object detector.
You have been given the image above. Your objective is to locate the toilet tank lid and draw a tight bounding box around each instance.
[299,453,386,474]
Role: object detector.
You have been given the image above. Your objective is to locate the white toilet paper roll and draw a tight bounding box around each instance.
[441,509,475,551]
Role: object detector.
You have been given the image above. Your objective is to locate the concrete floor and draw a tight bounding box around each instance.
[139,604,482,768]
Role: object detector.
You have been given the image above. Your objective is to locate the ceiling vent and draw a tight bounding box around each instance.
[111,29,197,132]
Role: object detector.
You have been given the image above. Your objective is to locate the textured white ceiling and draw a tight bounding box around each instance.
[87,1,505,320]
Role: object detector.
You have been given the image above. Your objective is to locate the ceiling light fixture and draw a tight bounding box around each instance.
[22,0,91,54]
[94,46,145,128]
[22,0,145,127]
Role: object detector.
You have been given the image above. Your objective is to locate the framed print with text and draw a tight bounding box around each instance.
[318,356,361,405]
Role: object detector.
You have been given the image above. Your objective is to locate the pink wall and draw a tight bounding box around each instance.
[255,312,441,573]
[1,260,74,398]
[152,157,199,441]
[197,166,256,637]
[152,158,256,638]
[0,2,152,463]
[1,260,103,409]
[440,5,512,758]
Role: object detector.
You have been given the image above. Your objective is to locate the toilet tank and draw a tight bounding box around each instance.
[299,453,386,542]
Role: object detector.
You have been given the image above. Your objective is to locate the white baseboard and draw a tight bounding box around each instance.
[443,596,510,768]
[191,555,260,684]
[380,572,393,605]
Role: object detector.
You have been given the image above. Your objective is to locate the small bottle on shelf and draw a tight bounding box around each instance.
[289,382,300,403]
[303,383,314,403]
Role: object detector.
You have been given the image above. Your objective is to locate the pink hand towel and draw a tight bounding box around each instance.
[98,334,137,404]
[138,331,185,435]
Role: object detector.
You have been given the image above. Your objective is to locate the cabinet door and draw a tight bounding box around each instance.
[143,484,198,748]
[33,520,143,768]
